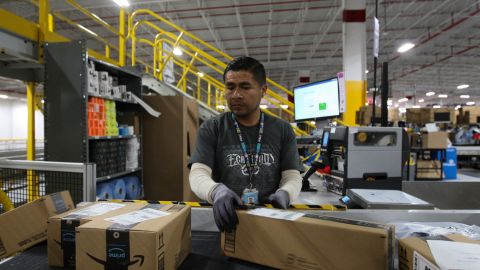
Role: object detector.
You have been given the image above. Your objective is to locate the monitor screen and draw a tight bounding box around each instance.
[322,131,329,147]
[434,112,450,122]
[294,77,340,121]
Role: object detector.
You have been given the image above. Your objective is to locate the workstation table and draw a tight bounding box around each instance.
[2,176,480,269]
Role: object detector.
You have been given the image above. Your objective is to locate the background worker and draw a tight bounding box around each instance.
[189,56,303,232]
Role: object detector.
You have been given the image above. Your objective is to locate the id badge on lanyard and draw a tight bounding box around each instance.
[232,112,264,205]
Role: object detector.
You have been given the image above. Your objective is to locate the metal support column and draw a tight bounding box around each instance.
[38,0,50,63]
[342,0,367,126]
[119,8,126,66]
[207,83,211,107]
[26,81,39,201]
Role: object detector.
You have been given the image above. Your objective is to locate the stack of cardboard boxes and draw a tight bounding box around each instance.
[87,60,127,99]
[458,106,480,125]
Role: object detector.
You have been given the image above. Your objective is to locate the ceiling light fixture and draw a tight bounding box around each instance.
[280,104,288,109]
[397,42,415,53]
[418,99,425,103]
[387,99,393,106]
[197,72,205,78]
[260,104,268,109]
[78,25,98,37]
[365,70,369,74]
[460,95,470,99]
[433,105,441,108]
[455,105,461,110]
[0,94,8,99]
[216,105,226,110]
[41,99,45,104]
[426,92,435,96]
[112,0,130,7]
[457,84,469,90]
[310,121,316,125]
[438,94,448,98]
[173,47,183,56]
[398,98,408,103]
[466,101,475,106]
[412,105,421,108]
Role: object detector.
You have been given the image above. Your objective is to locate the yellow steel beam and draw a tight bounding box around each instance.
[207,83,211,107]
[87,49,120,66]
[26,82,35,160]
[0,9,38,41]
[119,8,125,66]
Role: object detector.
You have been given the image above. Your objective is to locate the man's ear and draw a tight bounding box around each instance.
[261,84,267,97]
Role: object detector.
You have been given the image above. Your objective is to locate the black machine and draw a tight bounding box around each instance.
[318,126,410,195]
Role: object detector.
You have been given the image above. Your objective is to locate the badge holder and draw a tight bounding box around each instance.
[242,186,259,205]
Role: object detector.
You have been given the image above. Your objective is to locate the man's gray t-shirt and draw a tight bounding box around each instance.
[189,112,303,202]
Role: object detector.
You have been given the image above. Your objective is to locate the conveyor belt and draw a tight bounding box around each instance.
[0,232,274,270]
[455,145,480,156]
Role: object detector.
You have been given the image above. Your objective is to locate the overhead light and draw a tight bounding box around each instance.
[455,105,462,110]
[412,105,421,108]
[398,98,408,103]
[433,105,441,108]
[387,99,393,106]
[399,108,407,113]
[156,69,160,72]
[310,121,316,125]
[365,70,369,74]
[397,42,415,53]
[418,99,425,103]
[457,84,469,90]
[41,99,45,104]
[112,0,130,7]
[216,105,226,110]
[78,25,98,37]
[438,94,448,98]
[173,47,183,56]
[197,72,205,78]
[187,86,193,90]
[460,95,470,99]
[394,104,399,108]
[280,104,288,109]
[260,104,268,109]
[426,92,435,96]
[0,94,8,99]
[466,101,475,106]
[365,102,369,105]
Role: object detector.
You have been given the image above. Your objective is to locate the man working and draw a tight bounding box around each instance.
[189,56,303,232]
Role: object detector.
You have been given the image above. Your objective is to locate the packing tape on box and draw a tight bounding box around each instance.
[124,176,141,200]
[96,183,114,200]
[126,91,161,117]
[98,199,347,211]
[112,178,126,200]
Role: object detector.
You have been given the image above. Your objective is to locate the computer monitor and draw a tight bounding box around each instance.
[293,77,340,122]
[433,112,450,123]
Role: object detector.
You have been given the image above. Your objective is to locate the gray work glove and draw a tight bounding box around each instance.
[267,190,290,209]
[211,184,243,232]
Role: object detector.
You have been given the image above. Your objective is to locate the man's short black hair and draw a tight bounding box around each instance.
[223,56,267,86]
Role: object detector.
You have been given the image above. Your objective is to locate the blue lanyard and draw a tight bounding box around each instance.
[231,112,264,186]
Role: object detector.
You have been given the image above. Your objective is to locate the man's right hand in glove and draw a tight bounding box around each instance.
[210,184,243,232]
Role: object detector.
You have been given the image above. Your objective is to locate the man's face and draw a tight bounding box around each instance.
[224,70,266,118]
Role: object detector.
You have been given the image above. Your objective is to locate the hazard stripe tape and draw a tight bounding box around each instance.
[98,199,346,211]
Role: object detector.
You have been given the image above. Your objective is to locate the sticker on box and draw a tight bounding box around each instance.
[248,208,304,221]
[413,251,439,270]
[66,202,125,218]
[105,208,170,226]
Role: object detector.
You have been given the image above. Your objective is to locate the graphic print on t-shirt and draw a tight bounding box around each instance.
[226,152,275,176]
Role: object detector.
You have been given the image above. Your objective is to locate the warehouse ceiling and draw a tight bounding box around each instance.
[1,0,479,108]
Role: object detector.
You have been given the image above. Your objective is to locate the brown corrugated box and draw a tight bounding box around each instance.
[0,191,74,259]
[142,96,200,201]
[222,210,394,270]
[356,105,381,125]
[422,132,447,149]
[76,204,191,270]
[406,108,432,125]
[398,234,480,270]
[416,160,442,179]
[459,106,480,124]
[48,201,146,268]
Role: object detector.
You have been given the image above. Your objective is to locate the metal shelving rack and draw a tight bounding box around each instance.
[44,40,144,199]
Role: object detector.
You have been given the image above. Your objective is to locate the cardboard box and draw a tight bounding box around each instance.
[356,106,381,125]
[0,191,74,259]
[222,209,394,270]
[48,201,145,268]
[406,108,431,125]
[422,132,447,149]
[143,96,200,201]
[460,106,480,124]
[76,204,191,270]
[398,234,480,270]
[416,160,442,179]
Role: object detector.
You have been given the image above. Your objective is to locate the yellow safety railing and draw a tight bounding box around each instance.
[127,13,314,134]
